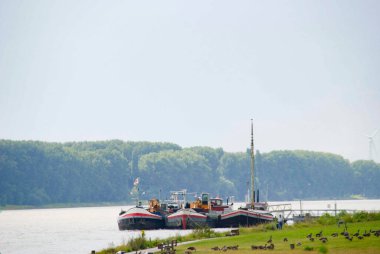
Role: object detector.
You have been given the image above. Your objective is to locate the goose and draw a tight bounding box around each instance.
[267,235,273,244]
[283,237,288,242]
[297,242,302,246]
[353,229,360,237]
[341,225,348,235]
[306,233,312,239]
[258,244,267,250]
[316,231,323,237]
[251,245,258,250]
[331,232,338,237]
[230,245,239,250]
[309,237,315,242]
[267,243,275,250]
[211,246,219,251]
[187,246,196,251]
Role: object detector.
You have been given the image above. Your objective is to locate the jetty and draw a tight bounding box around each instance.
[267,203,380,222]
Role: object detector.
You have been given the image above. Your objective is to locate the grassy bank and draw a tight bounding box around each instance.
[99,212,380,254]
[177,217,380,253]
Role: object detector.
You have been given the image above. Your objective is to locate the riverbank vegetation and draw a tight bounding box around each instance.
[98,227,224,254]
[1,140,380,206]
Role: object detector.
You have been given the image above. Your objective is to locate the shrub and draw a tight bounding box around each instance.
[190,226,222,239]
[352,211,370,222]
[264,222,277,231]
[368,212,380,221]
[317,213,336,225]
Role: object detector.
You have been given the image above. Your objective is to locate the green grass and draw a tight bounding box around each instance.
[97,213,380,254]
[176,221,380,254]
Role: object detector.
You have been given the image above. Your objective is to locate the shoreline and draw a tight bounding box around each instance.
[2,198,380,211]
[0,202,133,211]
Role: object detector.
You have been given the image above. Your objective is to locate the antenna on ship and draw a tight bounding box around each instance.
[250,118,255,208]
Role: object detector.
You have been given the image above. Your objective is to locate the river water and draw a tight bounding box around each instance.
[1,200,380,254]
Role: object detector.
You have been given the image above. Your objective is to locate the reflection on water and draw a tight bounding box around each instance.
[1,200,380,254]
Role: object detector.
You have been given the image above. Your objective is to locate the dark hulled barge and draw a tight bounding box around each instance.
[118,206,164,230]
[118,198,165,230]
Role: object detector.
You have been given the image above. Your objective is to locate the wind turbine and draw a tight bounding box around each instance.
[367,129,379,161]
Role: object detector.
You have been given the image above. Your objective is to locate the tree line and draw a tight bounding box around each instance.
[0,140,379,206]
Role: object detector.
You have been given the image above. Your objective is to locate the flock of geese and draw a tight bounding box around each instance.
[132,227,380,254]
[205,228,380,252]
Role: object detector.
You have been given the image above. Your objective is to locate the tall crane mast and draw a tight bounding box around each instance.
[250,119,255,208]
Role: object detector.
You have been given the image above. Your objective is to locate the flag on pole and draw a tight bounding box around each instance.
[133,177,140,186]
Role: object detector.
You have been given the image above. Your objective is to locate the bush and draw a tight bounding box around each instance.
[317,214,336,225]
[264,222,277,231]
[190,226,222,239]
[368,212,380,221]
[352,211,370,222]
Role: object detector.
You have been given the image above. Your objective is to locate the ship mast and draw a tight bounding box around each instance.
[250,119,255,208]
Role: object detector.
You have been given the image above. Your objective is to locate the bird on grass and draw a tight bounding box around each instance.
[267,243,275,250]
[345,236,353,241]
[220,246,228,252]
[229,245,238,250]
[258,244,267,250]
[283,237,288,242]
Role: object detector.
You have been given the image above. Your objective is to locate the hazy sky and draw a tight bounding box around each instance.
[0,0,379,162]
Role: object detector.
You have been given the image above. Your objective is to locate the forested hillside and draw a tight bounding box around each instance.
[0,140,379,206]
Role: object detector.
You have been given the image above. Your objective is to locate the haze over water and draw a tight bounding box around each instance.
[1,200,380,254]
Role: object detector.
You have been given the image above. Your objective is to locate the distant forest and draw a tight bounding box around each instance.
[0,140,379,206]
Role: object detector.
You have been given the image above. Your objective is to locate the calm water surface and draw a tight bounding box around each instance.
[0,206,191,254]
[1,200,380,254]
